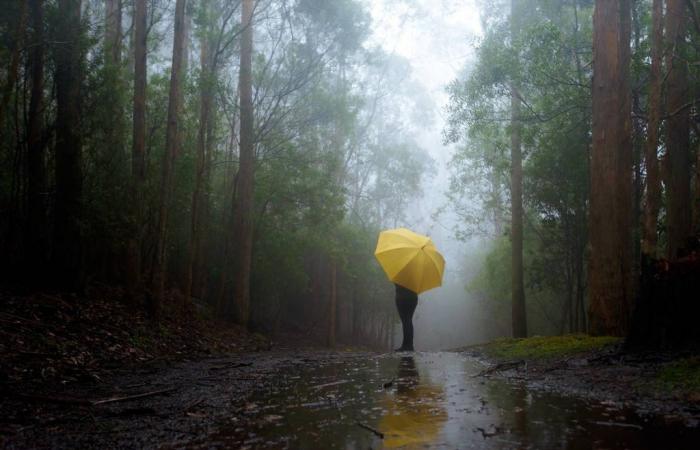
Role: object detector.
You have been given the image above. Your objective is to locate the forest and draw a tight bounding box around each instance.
[1,0,699,448]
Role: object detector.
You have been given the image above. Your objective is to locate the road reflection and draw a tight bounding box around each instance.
[379,356,447,448]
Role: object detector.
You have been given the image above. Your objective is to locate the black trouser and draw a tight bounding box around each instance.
[395,294,418,350]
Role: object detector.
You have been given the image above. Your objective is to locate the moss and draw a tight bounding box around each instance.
[657,357,700,393]
[481,334,621,360]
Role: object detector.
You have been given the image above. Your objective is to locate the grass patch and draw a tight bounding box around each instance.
[482,334,621,360]
[657,357,700,393]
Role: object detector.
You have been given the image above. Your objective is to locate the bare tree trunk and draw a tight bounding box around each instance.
[231,0,255,327]
[105,0,122,63]
[665,0,691,259]
[26,0,46,278]
[694,136,700,233]
[510,0,527,339]
[186,3,212,301]
[0,0,27,133]
[588,0,633,336]
[642,0,664,257]
[53,0,84,291]
[104,0,124,161]
[126,0,147,297]
[152,0,187,317]
[327,260,337,347]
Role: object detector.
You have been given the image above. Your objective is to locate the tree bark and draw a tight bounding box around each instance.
[327,260,337,348]
[0,0,27,133]
[105,0,122,66]
[588,0,634,336]
[152,0,187,317]
[126,0,148,295]
[26,0,47,277]
[52,0,84,291]
[642,0,664,257]
[232,0,255,327]
[665,0,691,259]
[104,0,124,158]
[185,2,213,301]
[510,0,527,339]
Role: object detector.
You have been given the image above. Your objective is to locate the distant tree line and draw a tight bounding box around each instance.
[0,0,433,349]
[446,0,699,342]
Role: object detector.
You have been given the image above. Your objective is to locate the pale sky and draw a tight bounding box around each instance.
[365,0,483,279]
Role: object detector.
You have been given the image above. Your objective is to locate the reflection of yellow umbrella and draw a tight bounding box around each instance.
[374,228,445,294]
[379,384,447,448]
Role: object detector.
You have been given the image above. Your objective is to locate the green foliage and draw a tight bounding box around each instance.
[445,0,594,336]
[483,334,621,360]
[657,357,700,393]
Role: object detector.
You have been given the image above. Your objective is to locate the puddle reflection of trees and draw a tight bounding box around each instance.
[379,356,448,448]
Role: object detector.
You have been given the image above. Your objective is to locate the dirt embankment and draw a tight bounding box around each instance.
[460,335,700,425]
[0,287,271,393]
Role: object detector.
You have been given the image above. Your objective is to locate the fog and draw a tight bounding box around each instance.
[364,0,498,349]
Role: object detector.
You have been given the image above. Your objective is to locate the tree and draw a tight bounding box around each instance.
[665,0,691,259]
[53,0,84,291]
[642,0,664,257]
[152,0,188,317]
[510,0,527,338]
[231,0,255,326]
[588,0,634,336]
[127,0,148,294]
[103,0,124,159]
[26,0,46,277]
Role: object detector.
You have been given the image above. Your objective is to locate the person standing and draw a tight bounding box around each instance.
[395,283,418,351]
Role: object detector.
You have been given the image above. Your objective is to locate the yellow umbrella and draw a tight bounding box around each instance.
[374,228,445,294]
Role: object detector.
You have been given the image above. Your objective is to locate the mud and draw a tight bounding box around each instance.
[2,350,698,449]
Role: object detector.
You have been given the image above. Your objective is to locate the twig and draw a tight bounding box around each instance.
[472,360,525,378]
[208,362,253,371]
[357,422,384,439]
[183,397,204,412]
[91,387,176,406]
[311,380,349,389]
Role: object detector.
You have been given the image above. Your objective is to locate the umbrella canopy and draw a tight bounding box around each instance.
[374,228,445,294]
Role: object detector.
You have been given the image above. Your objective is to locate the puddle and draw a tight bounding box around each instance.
[206,352,699,449]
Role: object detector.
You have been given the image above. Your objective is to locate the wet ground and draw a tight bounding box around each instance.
[2,351,699,449]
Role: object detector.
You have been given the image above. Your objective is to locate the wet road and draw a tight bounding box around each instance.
[4,351,699,449]
[197,351,699,449]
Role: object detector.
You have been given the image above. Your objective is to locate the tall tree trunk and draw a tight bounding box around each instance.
[53,0,84,291]
[232,0,255,327]
[152,0,187,317]
[665,0,691,259]
[0,0,27,133]
[327,260,337,348]
[694,136,700,233]
[104,0,124,157]
[588,0,634,336]
[642,0,664,257]
[26,0,46,278]
[510,0,527,338]
[186,3,212,301]
[126,0,148,296]
[105,0,122,66]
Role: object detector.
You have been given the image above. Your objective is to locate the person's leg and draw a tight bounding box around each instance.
[402,297,417,350]
[396,297,417,351]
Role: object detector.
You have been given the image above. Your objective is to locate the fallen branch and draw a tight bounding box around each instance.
[357,422,384,439]
[312,380,349,389]
[183,397,204,412]
[91,387,176,406]
[472,360,525,378]
[208,362,253,371]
